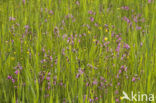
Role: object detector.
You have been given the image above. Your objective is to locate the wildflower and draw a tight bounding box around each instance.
[119,69,122,74]
[8,75,12,79]
[86,82,89,86]
[132,77,136,82]
[45,19,47,22]
[89,99,93,102]
[105,29,108,32]
[76,1,80,6]
[123,43,130,49]
[121,6,129,10]
[9,17,16,21]
[24,25,29,29]
[46,76,50,81]
[104,37,108,41]
[93,79,98,85]
[12,79,15,83]
[88,10,93,15]
[148,0,151,3]
[11,57,15,61]
[78,69,84,75]
[15,70,19,75]
[27,51,29,54]
[90,17,94,22]
[116,74,119,78]
[88,31,91,34]
[140,42,143,46]
[60,82,63,86]
[49,10,54,15]
[136,26,141,30]
[23,0,25,4]
[123,16,131,24]
[94,23,98,27]
[93,39,96,42]
[116,98,119,102]
[99,27,102,30]
[115,90,119,94]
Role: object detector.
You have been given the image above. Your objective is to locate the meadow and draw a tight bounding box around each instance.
[0,0,156,103]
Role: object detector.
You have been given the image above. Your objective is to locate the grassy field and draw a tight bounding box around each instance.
[0,0,156,103]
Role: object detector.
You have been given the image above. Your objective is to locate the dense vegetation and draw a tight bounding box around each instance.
[0,0,156,103]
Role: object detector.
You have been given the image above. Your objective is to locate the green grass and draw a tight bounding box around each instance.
[0,0,156,103]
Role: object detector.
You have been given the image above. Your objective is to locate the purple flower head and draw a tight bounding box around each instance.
[123,16,131,24]
[123,43,130,49]
[46,76,50,81]
[60,82,63,86]
[121,6,129,10]
[116,74,119,78]
[121,65,124,69]
[115,98,119,102]
[23,0,25,4]
[132,77,136,82]
[76,74,80,78]
[24,25,29,29]
[8,75,12,79]
[9,17,16,21]
[53,81,56,85]
[76,1,80,6]
[62,34,67,39]
[119,69,122,74]
[100,82,104,86]
[78,69,84,75]
[104,24,108,27]
[124,66,128,71]
[49,10,54,15]
[115,90,119,94]
[89,99,93,102]
[100,76,105,81]
[86,82,89,86]
[93,79,98,85]
[116,44,120,52]
[90,17,94,22]
[88,10,93,15]
[133,16,138,23]
[12,79,15,83]
[94,23,98,27]
[136,26,142,30]
[15,70,19,75]
[148,0,151,3]
[140,42,143,46]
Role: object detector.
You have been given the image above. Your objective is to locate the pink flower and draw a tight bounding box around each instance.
[132,77,136,82]
[15,70,19,75]
[8,75,12,79]
[93,79,98,85]
[46,77,50,81]
[88,10,93,15]
[23,0,25,4]
[148,0,151,3]
[9,17,16,21]
[12,79,15,83]
[115,98,119,102]
[49,10,54,15]
[90,17,94,22]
